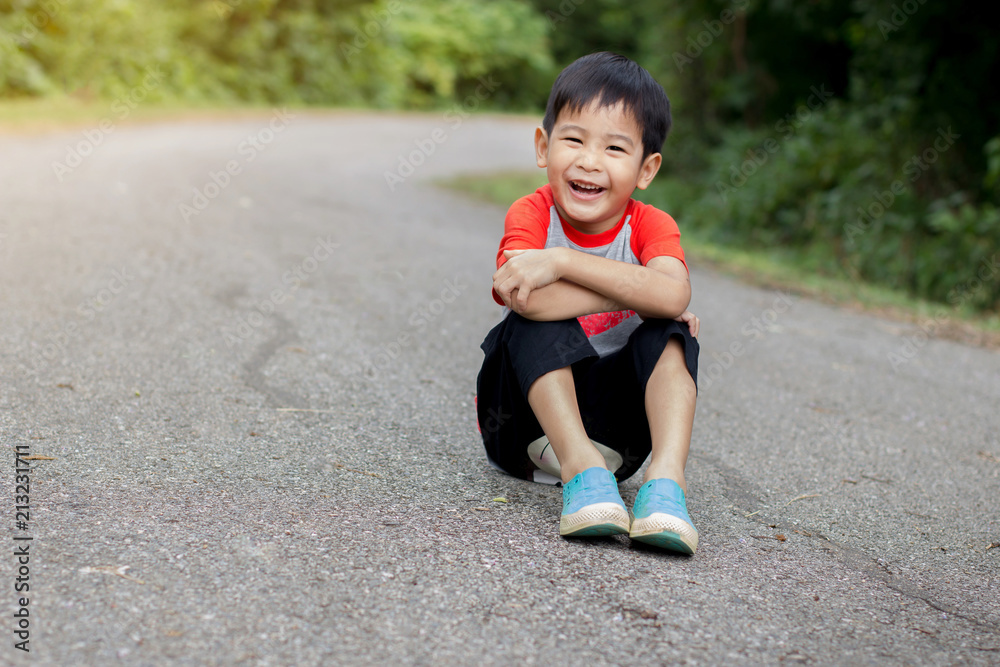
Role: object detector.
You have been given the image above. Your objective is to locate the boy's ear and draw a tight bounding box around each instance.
[534,127,549,168]
[635,152,662,190]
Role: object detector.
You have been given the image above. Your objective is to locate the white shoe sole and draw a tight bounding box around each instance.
[560,502,630,537]
[629,513,699,554]
[527,436,624,478]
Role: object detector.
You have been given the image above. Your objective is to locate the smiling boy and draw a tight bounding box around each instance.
[476,52,702,554]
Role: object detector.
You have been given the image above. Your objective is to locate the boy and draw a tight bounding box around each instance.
[476,52,701,554]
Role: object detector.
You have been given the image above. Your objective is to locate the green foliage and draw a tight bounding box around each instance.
[357,0,551,109]
[0,0,176,100]
[633,0,1000,312]
[0,0,549,108]
[646,99,1000,310]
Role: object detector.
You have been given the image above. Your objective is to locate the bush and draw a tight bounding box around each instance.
[648,101,1000,311]
[0,0,550,109]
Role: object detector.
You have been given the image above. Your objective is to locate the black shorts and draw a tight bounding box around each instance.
[476,313,699,484]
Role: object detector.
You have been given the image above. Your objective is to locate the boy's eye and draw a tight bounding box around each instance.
[608,145,625,152]
[565,137,582,144]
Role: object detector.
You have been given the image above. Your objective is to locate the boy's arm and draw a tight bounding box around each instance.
[503,280,622,321]
[493,247,691,320]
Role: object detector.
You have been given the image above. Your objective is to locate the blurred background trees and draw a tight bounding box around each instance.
[1,0,997,310]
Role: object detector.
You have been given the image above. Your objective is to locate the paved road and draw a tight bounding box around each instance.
[1,112,998,666]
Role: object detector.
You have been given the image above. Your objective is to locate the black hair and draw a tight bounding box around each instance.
[542,52,671,160]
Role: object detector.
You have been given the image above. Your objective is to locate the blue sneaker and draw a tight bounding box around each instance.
[629,479,699,554]
[560,467,630,537]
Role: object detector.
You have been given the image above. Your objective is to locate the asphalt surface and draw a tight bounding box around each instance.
[1,111,998,666]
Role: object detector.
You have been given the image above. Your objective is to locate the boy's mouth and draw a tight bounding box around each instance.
[569,180,606,200]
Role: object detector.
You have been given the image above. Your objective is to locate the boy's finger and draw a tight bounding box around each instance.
[516,286,531,311]
[506,287,519,309]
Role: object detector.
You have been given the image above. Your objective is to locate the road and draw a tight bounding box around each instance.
[1,111,998,666]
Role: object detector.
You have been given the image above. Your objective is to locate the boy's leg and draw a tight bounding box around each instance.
[529,367,630,537]
[571,318,698,484]
[574,319,698,553]
[477,313,599,482]
[629,333,700,554]
[526,367,606,485]
[642,337,697,490]
[476,313,629,536]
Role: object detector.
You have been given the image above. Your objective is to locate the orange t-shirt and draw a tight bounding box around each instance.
[492,184,687,355]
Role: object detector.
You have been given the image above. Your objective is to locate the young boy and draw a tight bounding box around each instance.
[476,52,701,554]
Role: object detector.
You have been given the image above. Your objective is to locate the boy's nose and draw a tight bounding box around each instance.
[576,147,600,171]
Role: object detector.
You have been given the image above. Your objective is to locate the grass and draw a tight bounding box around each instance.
[0,97,535,135]
[0,96,309,135]
[440,169,549,209]
[437,169,1000,348]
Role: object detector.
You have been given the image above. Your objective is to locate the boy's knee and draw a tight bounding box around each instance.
[501,312,538,334]
[645,331,697,390]
[502,313,587,349]
[499,314,595,385]
[631,318,690,355]
[501,312,540,340]
[656,336,687,369]
[504,312,572,333]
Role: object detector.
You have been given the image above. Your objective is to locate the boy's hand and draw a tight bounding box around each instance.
[676,310,700,337]
[493,248,564,313]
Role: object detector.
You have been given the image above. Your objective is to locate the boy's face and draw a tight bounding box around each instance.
[535,101,661,234]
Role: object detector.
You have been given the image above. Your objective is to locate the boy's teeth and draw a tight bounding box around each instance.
[573,182,601,190]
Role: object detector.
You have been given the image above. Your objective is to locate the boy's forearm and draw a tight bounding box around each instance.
[510,280,621,321]
[555,248,690,318]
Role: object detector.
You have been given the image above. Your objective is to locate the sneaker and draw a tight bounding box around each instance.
[559,467,630,537]
[629,479,699,554]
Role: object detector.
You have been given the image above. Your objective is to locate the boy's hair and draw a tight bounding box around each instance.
[542,52,671,160]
